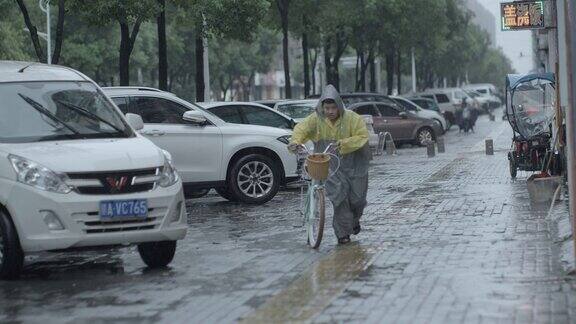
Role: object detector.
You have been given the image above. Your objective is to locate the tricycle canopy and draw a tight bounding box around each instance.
[505,73,556,140]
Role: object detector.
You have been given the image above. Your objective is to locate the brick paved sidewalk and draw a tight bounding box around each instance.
[2,112,573,324]
[244,113,576,324]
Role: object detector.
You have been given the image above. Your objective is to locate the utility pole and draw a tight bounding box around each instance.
[203,36,210,101]
[411,48,416,93]
[39,0,51,64]
[564,0,576,263]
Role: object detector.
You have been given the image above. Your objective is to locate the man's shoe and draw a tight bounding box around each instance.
[338,236,351,244]
[353,224,361,235]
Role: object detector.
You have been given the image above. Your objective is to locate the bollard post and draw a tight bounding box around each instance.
[436,137,445,153]
[427,142,435,157]
[485,138,494,155]
[386,139,395,155]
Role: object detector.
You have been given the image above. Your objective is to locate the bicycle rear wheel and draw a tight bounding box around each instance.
[307,187,326,249]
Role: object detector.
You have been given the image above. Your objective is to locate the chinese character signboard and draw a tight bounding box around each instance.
[501,1,544,30]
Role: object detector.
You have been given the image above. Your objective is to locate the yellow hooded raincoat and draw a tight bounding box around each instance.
[290,85,370,239]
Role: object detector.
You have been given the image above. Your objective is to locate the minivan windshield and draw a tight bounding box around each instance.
[0,81,132,143]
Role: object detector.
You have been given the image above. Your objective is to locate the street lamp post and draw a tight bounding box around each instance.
[565,0,576,264]
[411,48,417,93]
[39,0,51,64]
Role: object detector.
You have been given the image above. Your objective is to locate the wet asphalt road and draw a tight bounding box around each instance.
[1,109,575,324]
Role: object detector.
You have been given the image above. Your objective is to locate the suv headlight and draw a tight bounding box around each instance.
[8,155,72,194]
[159,150,179,187]
[277,135,291,144]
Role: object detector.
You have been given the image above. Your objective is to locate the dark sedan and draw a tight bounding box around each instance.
[348,101,442,146]
[308,92,399,108]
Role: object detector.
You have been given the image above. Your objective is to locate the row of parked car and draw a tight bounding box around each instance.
[411,86,503,126]
[0,60,501,278]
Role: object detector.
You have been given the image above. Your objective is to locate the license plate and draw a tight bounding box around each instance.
[99,199,148,219]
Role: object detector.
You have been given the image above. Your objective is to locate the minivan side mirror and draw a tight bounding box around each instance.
[399,112,408,119]
[290,119,296,129]
[183,110,208,125]
[125,113,144,131]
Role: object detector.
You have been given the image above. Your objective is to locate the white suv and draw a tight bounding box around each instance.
[0,62,187,279]
[103,87,298,205]
[417,88,475,125]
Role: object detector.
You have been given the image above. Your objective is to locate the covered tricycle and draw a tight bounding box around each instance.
[505,73,560,179]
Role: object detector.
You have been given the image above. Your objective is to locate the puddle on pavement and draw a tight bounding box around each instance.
[240,243,377,323]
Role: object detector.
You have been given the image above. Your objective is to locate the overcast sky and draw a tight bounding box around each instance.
[475,0,534,74]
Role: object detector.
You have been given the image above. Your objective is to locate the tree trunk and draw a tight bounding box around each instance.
[355,51,361,91]
[369,54,376,92]
[302,32,310,98]
[118,19,142,86]
[119,23,131,85]
[385,51,394,95]
[310,49,318,94]
[396,48,402,95]
[51,0,65,64]
[195,29,205,102]
[324,42,336,87]
[157,0,168,91]
[15,0,45,63]
[323,32,347,91]
[357,49,371,92]
[277,0,291,98]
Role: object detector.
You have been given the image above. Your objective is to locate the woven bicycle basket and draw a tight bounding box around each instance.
[306,153,331,180]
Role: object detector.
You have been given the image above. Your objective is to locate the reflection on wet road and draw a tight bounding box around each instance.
[242,243,377,322]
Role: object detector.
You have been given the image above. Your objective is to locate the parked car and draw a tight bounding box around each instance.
[254,99,287,109]
[0,62,187,278]
[273,99,318,123]
[408,97,442,113]
[103,87,298,204]
[462,83,502,110]
[309,92,400,108]
[416,88,475,125]
[390,96,449,132]
[463,89,491,113]
[347,101,442,146]
[198,102,295,130]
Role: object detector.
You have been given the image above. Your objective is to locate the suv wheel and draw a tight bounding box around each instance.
[228,154,280,204]
[0,210,24,279]
[138,241,176,268]
[416,127,434,146]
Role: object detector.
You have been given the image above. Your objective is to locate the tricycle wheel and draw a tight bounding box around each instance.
[509,154,517,179]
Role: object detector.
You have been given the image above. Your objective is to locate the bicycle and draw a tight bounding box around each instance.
[294,143,340,249]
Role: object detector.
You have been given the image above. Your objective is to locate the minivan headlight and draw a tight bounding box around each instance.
[159,151,179,187]
[8,155,72,194]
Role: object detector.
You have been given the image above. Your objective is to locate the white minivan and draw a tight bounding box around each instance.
[0,61,187,278]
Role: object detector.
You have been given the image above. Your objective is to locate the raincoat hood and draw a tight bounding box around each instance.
[315,85,346,118]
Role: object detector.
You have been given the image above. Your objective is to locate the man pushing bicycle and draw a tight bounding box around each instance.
[288,85,370,244]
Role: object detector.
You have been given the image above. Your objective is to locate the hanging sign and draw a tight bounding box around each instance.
[501,1,545,31]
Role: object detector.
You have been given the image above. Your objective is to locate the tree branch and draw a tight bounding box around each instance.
[15,0,45,62]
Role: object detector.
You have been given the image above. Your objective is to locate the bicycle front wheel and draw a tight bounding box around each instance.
[307,187,326,249]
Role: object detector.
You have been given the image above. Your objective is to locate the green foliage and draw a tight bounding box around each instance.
[0,20,32,61]
[209,27,280,99]
[0,0,516,98]
[68,0,160,25]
